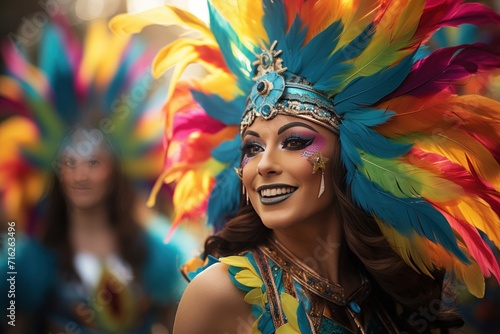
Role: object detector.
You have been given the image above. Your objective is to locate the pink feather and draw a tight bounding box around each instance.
[386,43,500,99]
[436,207,500,282]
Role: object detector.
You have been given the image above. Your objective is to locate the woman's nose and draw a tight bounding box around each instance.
[256,148,282,176]
[74,162,90,181]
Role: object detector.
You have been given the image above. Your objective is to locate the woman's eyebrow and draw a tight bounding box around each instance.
[278,122,319,135]
[243,130,260,138]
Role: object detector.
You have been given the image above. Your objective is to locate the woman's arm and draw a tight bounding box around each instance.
[173,262,254,334]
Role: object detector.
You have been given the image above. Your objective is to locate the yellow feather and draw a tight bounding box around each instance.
[412,130,500,192]
[109,5,212,37]
[279,293,300,332]
[195,72,243,100]
[211,0,267,47]
[220,256,260,277]
[79,20,116,88]
[336,0,382,50]
[347,0,424,84]
[378,221,485,297]
[439,196,500,250]
[153,38,219,78]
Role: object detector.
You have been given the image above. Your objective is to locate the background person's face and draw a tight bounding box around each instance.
[58,140,114,211]
[241,115,338,231]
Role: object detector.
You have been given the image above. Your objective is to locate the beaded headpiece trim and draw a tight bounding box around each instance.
[241,41,341,133]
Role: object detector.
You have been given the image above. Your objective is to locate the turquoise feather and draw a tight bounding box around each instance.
[313,24,375,93]
[284,15,307,74]
[339,120,411,159]
[39,24,79,125]
[300,20,343,83]
[191,90,245,125]
[208,2,254,91]
[334,52,415,110]
[342,107,395,127]
[350,170,469,263]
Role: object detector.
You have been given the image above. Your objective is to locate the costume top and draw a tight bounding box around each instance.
[188,239,399,334]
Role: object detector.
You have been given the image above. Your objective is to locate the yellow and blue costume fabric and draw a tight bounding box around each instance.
[190,240,399,334]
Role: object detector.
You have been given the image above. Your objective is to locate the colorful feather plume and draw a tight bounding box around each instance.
[111,0,500,296]
[0,18,164,232]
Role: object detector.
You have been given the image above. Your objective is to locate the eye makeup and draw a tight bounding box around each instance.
[301,134,327,159]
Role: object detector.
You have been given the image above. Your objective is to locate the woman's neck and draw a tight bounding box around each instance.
[271,216,360,293]
[68,204,117,256]
[68,204,110,231]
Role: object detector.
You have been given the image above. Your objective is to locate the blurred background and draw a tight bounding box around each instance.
[0,0,498,333]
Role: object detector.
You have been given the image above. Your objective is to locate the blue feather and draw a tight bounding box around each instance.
[208,2,255,92]
[190,90,245,125]
[300,20,343,82]
[262,0,287,59]
[334,52,415,110]
[284,15,306,74]
[297,302,313,334]
[339,120,411,159]
[342,107,395,127]
[340,129,363,168]
[313,23,375,92]
[211,136,241,162]
[350,170,469,263]
[207,157,241,231]
[39,24,78,125]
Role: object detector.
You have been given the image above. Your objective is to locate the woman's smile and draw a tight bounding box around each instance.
[256,183,297,205]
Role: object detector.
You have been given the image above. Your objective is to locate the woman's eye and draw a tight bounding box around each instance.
[241,142,264,157]
[282,136,314,150]
[64,159,76,167]
[88,160,99,166]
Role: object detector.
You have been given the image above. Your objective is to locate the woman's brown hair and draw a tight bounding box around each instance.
[40,126,147,281]
[204,136,463,332]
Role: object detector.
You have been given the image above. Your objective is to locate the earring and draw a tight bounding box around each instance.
[246,192,250,205]
[307,152,329,198]
[234,167,243,180]
[242,186,250,205]
[319,170,325,198]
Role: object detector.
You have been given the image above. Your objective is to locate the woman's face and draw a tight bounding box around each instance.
[241,115,338,230]
[58,137,114,211]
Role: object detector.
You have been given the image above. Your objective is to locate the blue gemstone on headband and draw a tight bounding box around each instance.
[261,105,271,116]
[257,82,266,93]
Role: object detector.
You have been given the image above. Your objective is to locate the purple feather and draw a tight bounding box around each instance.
[385,43,500,99]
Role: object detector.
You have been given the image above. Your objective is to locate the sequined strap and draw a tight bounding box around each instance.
[253,247,286,328]
[261,239,350,305]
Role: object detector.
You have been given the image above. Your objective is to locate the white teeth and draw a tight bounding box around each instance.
[260,187,295,197]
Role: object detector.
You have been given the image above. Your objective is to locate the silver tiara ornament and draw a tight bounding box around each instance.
[241,41,342,134]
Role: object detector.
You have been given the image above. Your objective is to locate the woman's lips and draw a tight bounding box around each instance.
[256,184,297,205]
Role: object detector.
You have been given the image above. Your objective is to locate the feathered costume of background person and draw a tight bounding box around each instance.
[0,17,165,233]
[111,0,500,299]
[0,17,198,333]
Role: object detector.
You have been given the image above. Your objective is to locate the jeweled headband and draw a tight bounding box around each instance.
[241,41,341,134]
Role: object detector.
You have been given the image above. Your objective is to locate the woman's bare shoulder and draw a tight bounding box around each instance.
[173,262,254,334]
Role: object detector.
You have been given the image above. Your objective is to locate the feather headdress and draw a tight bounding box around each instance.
[111,0,500,297]
[0,18,165,232]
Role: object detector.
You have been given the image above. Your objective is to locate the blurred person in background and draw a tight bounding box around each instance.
[0,16,197,333]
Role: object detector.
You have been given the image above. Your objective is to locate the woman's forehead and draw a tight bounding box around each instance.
[61,141,109,159]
